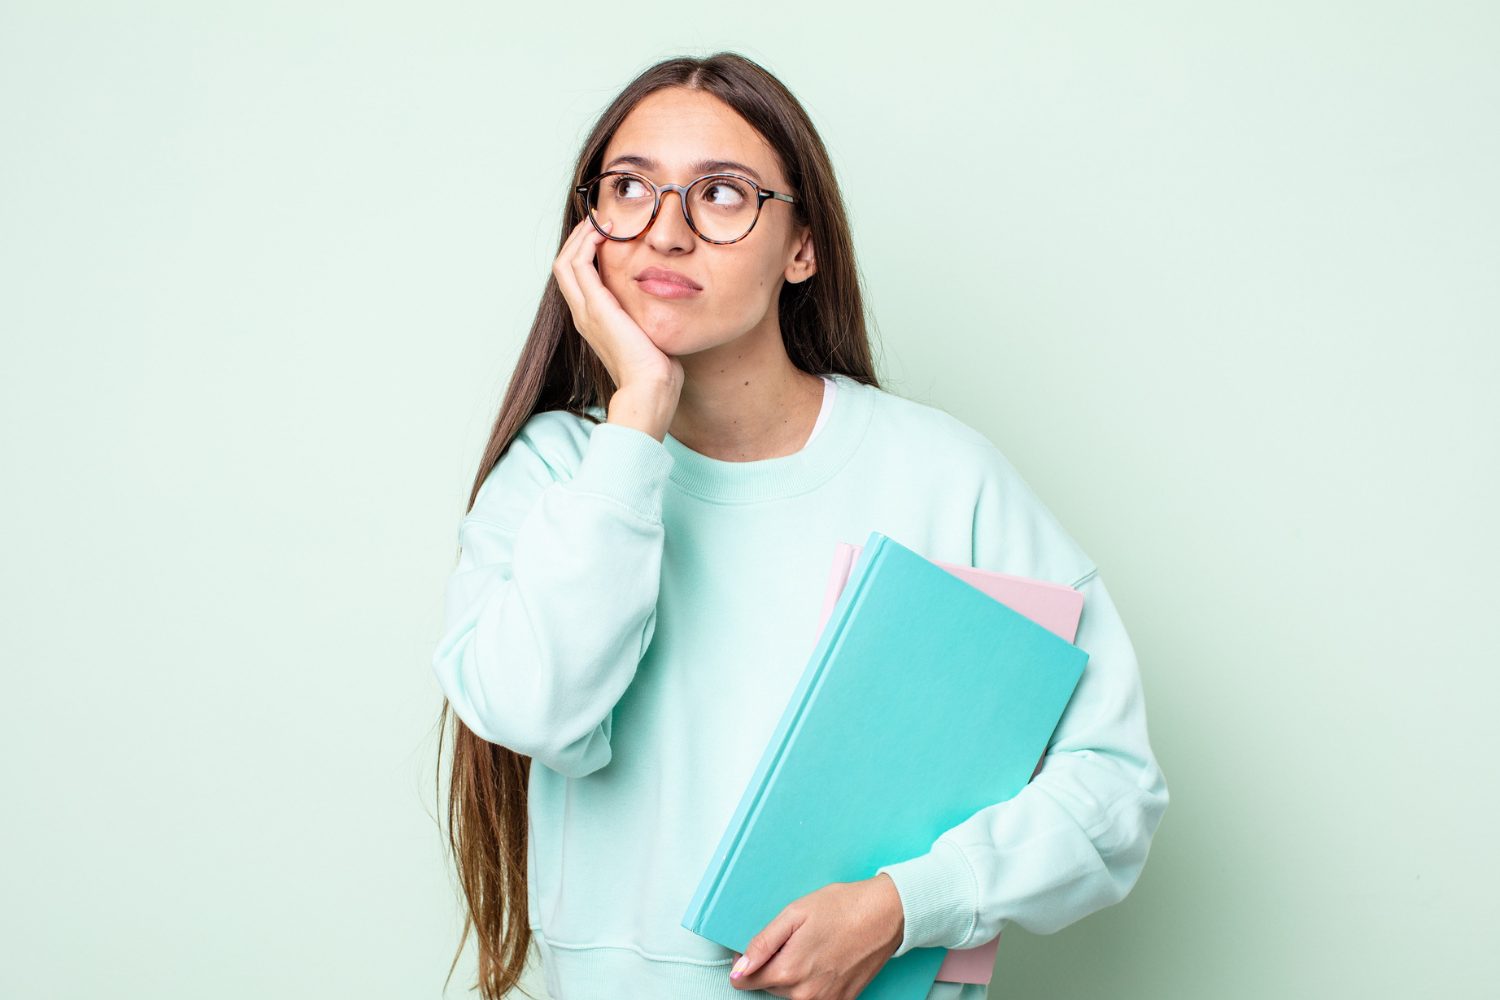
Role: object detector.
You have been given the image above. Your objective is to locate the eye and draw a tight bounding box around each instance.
[611,176,650,200]
[696,177,750,209]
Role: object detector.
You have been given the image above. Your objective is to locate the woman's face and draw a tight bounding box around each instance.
[593,87,815,357]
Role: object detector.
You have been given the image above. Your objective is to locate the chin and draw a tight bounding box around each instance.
[633,306,698,349]
[640,323,694,355]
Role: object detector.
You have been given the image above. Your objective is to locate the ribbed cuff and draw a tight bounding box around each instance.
[875,839,978,958]
[564,421,675,522]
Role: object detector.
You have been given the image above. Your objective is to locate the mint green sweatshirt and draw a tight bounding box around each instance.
[432,372,1169,999]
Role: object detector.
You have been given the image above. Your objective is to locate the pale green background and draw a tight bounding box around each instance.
[2,2,1495,998]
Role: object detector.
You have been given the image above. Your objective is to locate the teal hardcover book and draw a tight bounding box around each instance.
[681,530,1091,1000]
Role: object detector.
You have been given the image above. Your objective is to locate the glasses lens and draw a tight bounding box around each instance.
[687,174,758,242]
[586,173,654,239]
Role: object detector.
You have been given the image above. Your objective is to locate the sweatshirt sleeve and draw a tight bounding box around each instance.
[874,444,1170,956]
[430,415,675,779]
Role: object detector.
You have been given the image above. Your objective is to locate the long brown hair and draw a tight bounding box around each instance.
[434,50,882,999]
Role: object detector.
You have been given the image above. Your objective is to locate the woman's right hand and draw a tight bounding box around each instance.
[553,217,685,405]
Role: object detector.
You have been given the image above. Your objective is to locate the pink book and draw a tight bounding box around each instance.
[817,541,1086,986]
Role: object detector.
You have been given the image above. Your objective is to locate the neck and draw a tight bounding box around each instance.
[670,327,825,463]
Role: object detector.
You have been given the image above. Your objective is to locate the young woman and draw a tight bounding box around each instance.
[431,52,1169,1000]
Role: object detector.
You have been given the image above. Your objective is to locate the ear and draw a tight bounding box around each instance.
[784,226,817,285]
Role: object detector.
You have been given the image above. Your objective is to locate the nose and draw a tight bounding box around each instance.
[643,185,696,250]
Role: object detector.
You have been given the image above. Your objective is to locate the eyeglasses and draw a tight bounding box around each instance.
[575,170,797,245]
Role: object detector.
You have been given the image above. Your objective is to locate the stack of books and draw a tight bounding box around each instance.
[682,530,1090,1000]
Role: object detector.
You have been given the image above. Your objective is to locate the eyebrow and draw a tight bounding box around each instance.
[602,154,765,185]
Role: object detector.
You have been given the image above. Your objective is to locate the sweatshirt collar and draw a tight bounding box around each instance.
[659,372,874,504]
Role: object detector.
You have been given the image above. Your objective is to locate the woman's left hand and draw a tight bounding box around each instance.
[728,873,905,999]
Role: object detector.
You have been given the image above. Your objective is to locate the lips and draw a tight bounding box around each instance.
[635,266,702,290]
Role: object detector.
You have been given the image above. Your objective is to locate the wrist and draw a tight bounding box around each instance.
[874,872,905,956]
[607,383,678,441]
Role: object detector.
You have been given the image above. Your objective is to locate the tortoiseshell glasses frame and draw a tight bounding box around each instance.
[575,170,798,245]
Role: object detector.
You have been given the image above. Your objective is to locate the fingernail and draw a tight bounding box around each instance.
[731,956,747,979]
